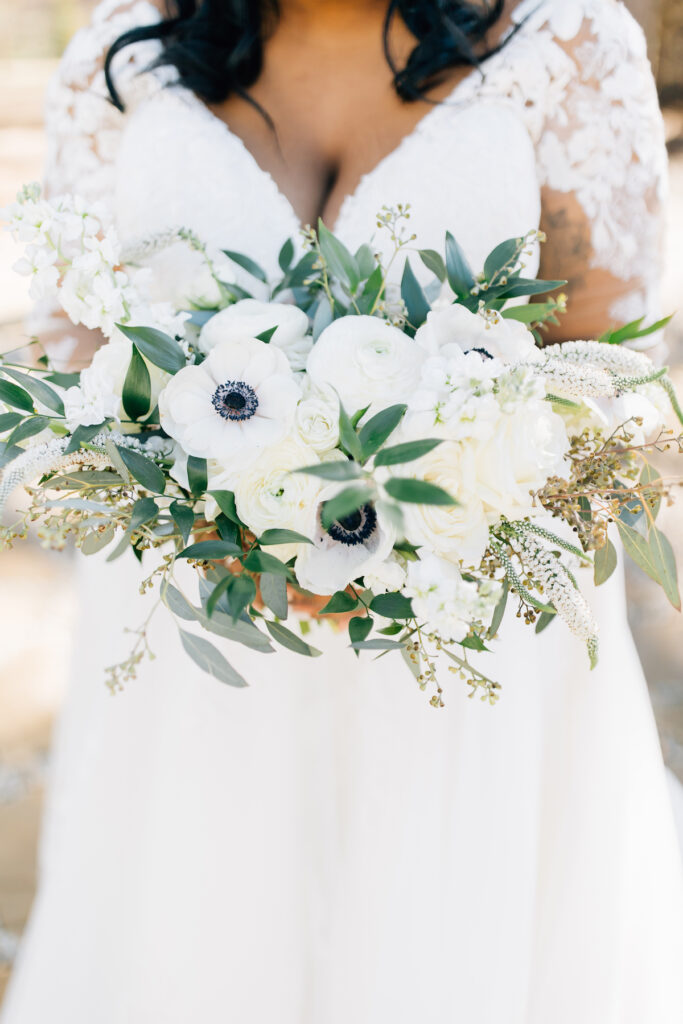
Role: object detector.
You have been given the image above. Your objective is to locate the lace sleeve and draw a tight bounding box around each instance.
[518,0,668,345]
[43,0,163,205]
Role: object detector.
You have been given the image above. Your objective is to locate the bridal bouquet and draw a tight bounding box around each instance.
[1,184,681,704]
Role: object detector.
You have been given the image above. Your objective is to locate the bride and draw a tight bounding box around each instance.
[3,0,683,1021]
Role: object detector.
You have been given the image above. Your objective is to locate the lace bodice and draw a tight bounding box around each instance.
[43,0,667,338]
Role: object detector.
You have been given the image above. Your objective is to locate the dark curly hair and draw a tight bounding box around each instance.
[105,0,513,115]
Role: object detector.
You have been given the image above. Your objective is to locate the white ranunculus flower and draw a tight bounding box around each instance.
[63,338,168,430]
[295,488,396,596]
[415,304,541,364]
[158,336,300,463]
[198,299,312,370]
[395,442,490,569]
[306,315,426,416]
[467,401,569,520]
[404,554,502,643]
[210,435,323,561]
[599,384,670,446]
[294,379,340,454]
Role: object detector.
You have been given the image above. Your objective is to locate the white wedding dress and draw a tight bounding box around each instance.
[3,1,683,1021]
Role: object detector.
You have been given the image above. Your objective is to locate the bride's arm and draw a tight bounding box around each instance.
[37,0,164,370]
[530,3,667,347]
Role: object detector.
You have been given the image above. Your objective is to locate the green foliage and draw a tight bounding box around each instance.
[116,445,166,494]
[117,324,185,374]
[122,345,152,421]
[384,478,456,506]
[374,438,442,467]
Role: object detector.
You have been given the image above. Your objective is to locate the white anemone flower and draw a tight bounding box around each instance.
[306,315,426,416]
[158,336,300,463]
[295,488,396,595]
[415,303,541,364]
[199,299,312,371]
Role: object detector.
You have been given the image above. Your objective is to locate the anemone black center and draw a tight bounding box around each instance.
[212,380,259,421]
[464,346,494,360]
[326,504,378,547]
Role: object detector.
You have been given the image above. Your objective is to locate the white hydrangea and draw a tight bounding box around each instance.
[404,554,502,643]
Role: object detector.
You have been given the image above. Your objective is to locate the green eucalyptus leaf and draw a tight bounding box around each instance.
[374,438,442,467]
[178,539,241,560]
[184,455,207,497]
[338,402,363,462]
[369,592,413,619]
[483,237,521,280]
[534,609,557,634]
[384,478,457,506]
[179,628,249,687]
[115,445,166,494]
[122,344,152,421]
[350,638,404,651]
[312,299,334,341]
[0,412,23,433]
[358,404,407,460]
[593,538,618,586]
[129,496,159,531]
[486,580,509,639]
[319,590,358,614]
[2,368,64,415]
[65,421,109,454]
[117,324,185,374]
[294,461,361,482]
[162,582,199,622]
[243,550,293,578]
[445,231,475,297]
[278,237,295,273]
[209,489,243,525]
[260,572,289,619]
[259,528,313,546]
[355,243,377,280]
[256,325,277,343]
[419,249,446,282]
[317,220,360,291]
[401,259,430,327]
[349,615,373,645]
[0,379,34,412]
[222,249,268,283]
[266,619,322,657]
[320,485,372,530]
[6,415,50,447]
[169,501,195,546]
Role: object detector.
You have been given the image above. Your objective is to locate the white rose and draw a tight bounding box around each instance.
[467,401,569,520]
[158,336,300,464]
[415,304,541,364]
[199,299,312,371]
[306,315,426,416]
[294,379,340,454]
[393,442,490,569]
[215,435,323,561]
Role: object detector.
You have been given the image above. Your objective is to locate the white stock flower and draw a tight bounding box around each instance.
[214,436,323,561]
[415,303,541,363]
[306,315,425,416]
[294,379,340,454]
[403,350,502,442]
[295,490,396,596]
[158,336,300,463]
[199,299,312,371]
[63,339,168,430]
[395,442,490,569]
[404,554,502,642]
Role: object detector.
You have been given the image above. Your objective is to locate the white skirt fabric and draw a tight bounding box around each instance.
[3,551,683,1024]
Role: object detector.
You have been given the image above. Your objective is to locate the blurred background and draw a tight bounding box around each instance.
[0,0,682,1004]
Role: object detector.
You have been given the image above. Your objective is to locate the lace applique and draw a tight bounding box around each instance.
[43,0,167,205]
[459,0,667,323]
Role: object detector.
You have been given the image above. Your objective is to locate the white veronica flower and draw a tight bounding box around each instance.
[158,336,300,463]
[415,303,541,364]
[405,554,502,643]
[63,339,168,430]
[306,315,425,416]
[294,379,340,454]
[295,489,396,595]
[213,436,324,561]
[199,299,312,371]
[394,442,491,569]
